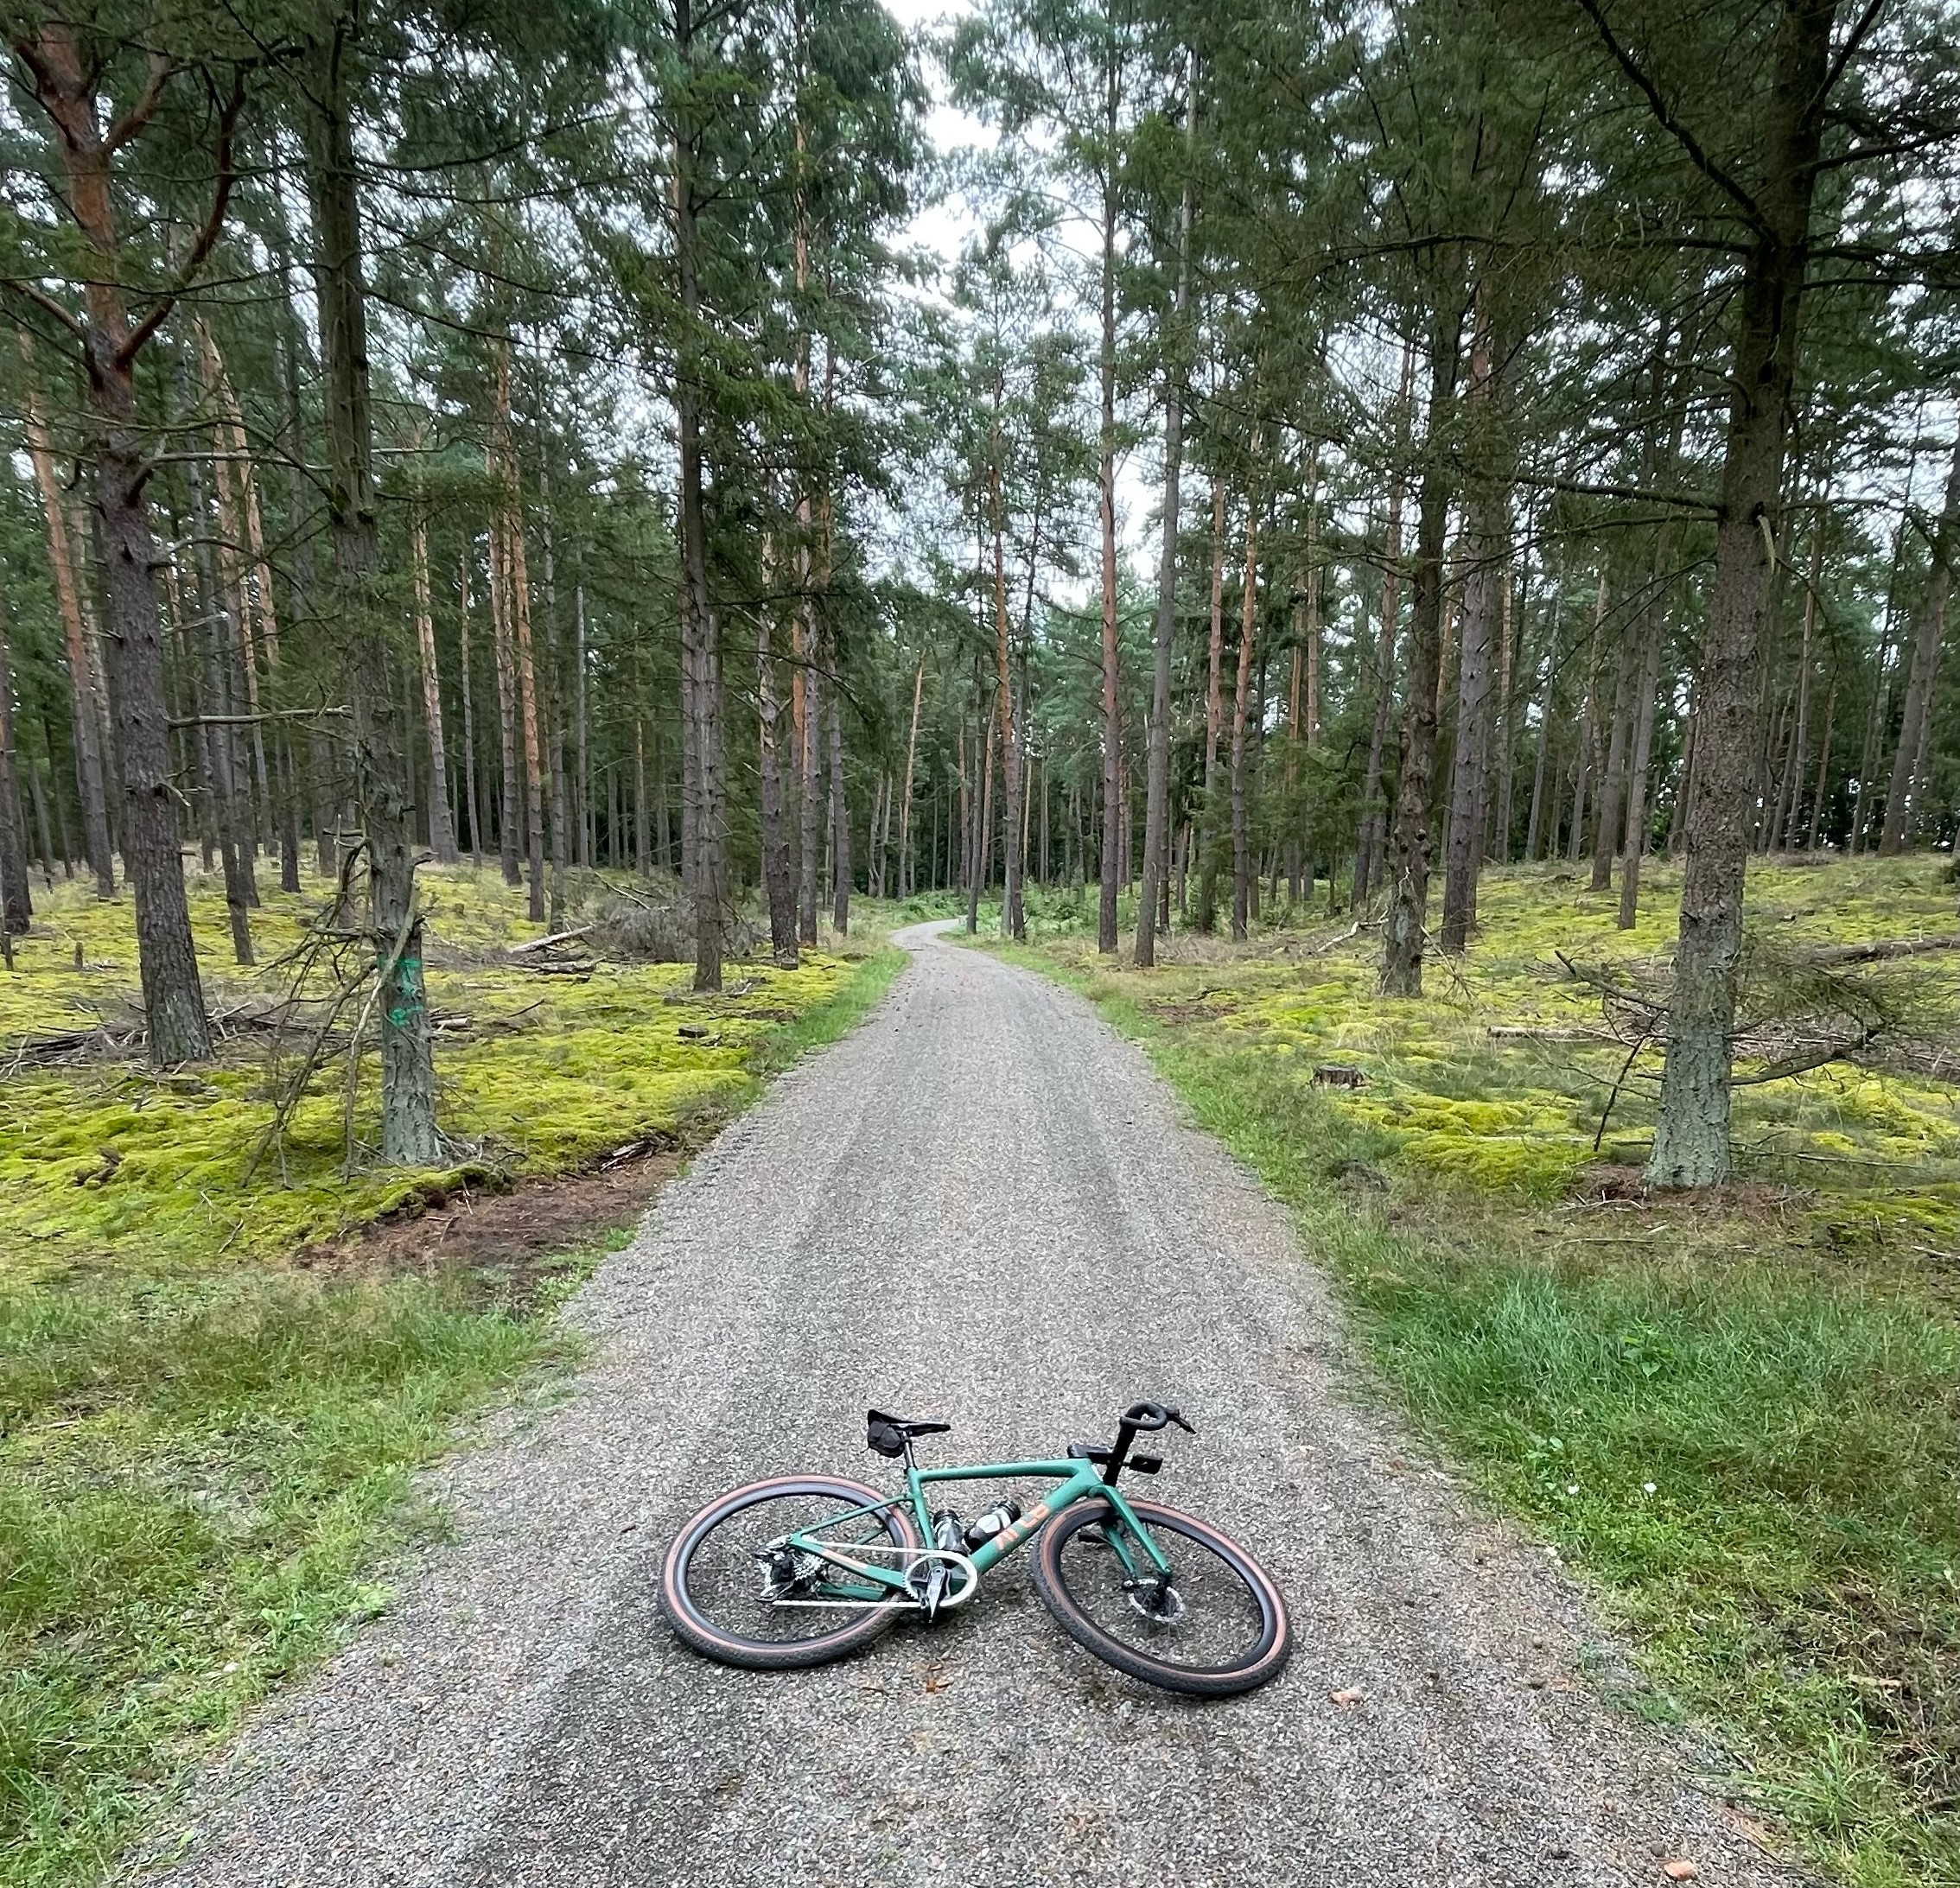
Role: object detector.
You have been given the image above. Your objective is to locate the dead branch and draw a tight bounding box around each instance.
[1794,935,1960,967]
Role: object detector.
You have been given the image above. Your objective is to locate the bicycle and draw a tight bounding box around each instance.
[659,1400,1292,1697]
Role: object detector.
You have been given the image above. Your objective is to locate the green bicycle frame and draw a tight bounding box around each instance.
[776,1457,1174,1605]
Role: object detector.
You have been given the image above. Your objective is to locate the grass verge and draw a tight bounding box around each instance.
[988,925,1960,1888]
[0,941,903,1888]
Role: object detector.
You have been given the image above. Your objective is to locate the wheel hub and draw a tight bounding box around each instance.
[1124,1577,1186,1626]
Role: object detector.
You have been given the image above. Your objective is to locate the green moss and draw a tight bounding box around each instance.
[0,869,875,1281]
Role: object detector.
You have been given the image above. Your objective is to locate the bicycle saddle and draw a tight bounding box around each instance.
[866,1408,951,1457]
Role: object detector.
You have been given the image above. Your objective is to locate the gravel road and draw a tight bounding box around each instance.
[140,925,1798,1888]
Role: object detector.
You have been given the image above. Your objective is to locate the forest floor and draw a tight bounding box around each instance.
[0,861,901,1888]
[986,854,1960,1888]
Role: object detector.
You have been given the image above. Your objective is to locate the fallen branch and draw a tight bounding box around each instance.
[507,925,595,956]
[1795,934,1960,967]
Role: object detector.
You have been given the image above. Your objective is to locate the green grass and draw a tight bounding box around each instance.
[988,875,1960,1888]
[0,934,904,1888]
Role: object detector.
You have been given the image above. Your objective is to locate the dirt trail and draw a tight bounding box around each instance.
[140,925,1796,1887]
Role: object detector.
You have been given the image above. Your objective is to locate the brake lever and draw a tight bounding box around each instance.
[1167,1408,1197,1436]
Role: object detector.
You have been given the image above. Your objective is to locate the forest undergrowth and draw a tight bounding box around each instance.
[0,865,901,1888]
[990,855,1960,1888]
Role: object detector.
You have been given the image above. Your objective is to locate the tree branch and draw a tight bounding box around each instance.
[115,74,244,369]
[103,52,175,153]
[1571,0,1767,232]
[0,276,83,342]
[1812,0,1887,126]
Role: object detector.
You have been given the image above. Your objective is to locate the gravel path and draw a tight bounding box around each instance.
[140,925,1798,1888]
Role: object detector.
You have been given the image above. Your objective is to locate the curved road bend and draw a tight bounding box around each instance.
[143,922,1794,1888]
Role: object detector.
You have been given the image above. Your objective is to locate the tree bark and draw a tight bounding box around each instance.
[411,509,460,863]
[1879,435,1960,854]
[1647,0,1838,1189]
[1354,343,1413,906]
[10,29,214,1058]
[308,23,437,1161]
[1095,32,1122,954]
[1379,294,1463,997]
[1197,482,1226,931]
[460,549,484,865]
[757,533,798,964]
[1589,612,1635,891]
[1230,496,1259,942]
[1617,595,1667,929]
[1806,679,1836,850]
[987,448,1025,941]
[20,354,115,899]
[1778,510,1823,850]
[486,497,522,885]
[1441,295,1505,953]
[898,659,924,897]
[828,671,850,935]
[1136,54,1194,969]
[0,583,32,934]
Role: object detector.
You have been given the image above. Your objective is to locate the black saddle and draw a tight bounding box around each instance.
[866,1408,951,1458]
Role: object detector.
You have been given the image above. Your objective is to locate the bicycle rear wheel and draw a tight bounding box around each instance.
[660,1474,920,1670]
[1030,1495,1290,1697]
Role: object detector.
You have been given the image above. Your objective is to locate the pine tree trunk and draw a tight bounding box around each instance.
[828,679,850,935]
[1779,513,1822,850]
[1354,344,1413,905]
[634,716,650,874]
[756,542,797,964]
[1648,0,1837,1189]
[20,358,115,900]
[1197,483,1225,931]
[182,431,254,965]
[1441,296,1505,953]
[576,577,591,868]
[1096,54,1123,957]
[1136,61,1194,969]
[1567,571,1608,862]
[1590,615,1635,892]
[0,585,32,933]
[1618,601,1666,930]
[20,105,221,1062]
[988,451,1025,941]
[1230,499,1259,943]
[1806,681,1836,850]
[460,549,484,865]
[309,28,436,1161]
[1879,437,1960,853]
[1380,294,1463,997]
[898,659,924,897]
[411,510,460,862]
[487,503,522,885]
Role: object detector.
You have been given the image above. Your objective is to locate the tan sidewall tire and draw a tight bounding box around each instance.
[1030,1496,1292,1697]
[659,1473,920,1671]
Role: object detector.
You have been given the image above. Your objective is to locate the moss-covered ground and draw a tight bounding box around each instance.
[987,855,1960,1888]
[0,862,902,1888]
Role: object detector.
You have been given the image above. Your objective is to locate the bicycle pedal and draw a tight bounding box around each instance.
[1128,1454,1162,1475]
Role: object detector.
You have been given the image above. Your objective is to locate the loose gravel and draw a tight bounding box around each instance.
[137,925,1800,1887]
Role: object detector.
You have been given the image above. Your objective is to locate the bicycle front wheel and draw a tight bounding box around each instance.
[660,1474,921,1671]
[1030,1495,1290,1697]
